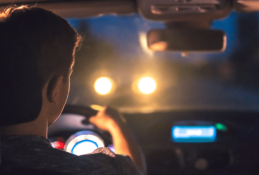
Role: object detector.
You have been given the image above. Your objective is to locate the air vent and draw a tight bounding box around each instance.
[151,4,217,14]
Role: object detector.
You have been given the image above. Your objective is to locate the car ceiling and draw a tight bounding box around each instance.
[0,0,137,18]
[1,0,259,20]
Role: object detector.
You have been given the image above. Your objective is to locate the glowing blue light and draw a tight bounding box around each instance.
[71,140,98,155]
[107,145,115,153]
[172,126,216,143]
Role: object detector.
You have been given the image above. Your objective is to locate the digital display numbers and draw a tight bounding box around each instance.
[172,126,216,143]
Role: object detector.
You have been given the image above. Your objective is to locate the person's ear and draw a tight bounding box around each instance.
[47,76,64,104]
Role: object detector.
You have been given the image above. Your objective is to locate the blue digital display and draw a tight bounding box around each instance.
[172,126,216,143]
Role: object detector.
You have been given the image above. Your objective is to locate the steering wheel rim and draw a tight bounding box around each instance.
[61,104,113,144]
[62,105,99,124]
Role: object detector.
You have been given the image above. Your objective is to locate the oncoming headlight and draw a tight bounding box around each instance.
[94,77,113,95]
[138,77,156,94]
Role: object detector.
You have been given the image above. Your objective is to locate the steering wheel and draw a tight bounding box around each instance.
[61,104,113,148]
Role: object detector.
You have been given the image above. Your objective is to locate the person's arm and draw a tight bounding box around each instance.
[88,107,146,175]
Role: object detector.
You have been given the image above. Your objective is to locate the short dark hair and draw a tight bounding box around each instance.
[0,6,81,126]
[1,5,81,88]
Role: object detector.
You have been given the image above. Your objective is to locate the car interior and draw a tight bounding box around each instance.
[1,0,259,175]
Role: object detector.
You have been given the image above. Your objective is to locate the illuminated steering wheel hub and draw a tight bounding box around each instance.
[64,131,105,156]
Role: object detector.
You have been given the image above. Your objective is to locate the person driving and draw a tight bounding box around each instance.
[0,5,146,175]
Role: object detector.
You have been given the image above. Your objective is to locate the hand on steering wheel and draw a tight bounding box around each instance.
[83,106,126,133]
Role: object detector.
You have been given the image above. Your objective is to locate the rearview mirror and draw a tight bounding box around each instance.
[147,29,226,52]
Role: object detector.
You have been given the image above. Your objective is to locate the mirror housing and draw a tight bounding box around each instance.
[147,29,226,52]
[234,0,259,12]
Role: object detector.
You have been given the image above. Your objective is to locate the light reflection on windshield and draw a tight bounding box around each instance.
[66,12,259,112]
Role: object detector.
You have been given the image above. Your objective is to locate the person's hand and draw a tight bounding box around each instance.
[87,106,126,132]
[86,106,147,175]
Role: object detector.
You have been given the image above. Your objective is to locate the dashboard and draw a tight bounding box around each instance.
[48,106,259,175]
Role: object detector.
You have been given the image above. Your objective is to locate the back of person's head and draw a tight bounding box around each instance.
[0,5,80,126]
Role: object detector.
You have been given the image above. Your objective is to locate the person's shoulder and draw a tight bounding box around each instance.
[78,148,141,175]
[2,135,140,175]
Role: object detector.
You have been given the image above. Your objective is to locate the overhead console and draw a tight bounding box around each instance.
[137,0,231,52]
[137,0,232,22]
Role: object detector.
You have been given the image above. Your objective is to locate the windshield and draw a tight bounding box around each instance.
[66,12,259,113]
